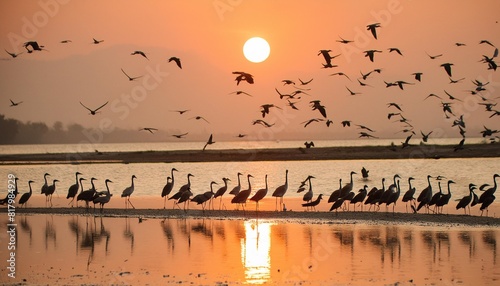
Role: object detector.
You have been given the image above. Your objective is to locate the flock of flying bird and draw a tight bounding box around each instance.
[4,21,500,150]
[1,169,498,218]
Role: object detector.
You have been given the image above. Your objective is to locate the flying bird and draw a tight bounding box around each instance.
[440,63,454,77]
[23,41,46,52]
[189,116,210,123]
[364,50,382,62]
[337,36,353,44]
[330,72,351,81]
[131,50,148,60]
[412,72,423,82]
[233,71,254,85]
[341,120,351,127]
[5,49,23,58]
[366,23,381,39]
[359,132,378,139]
[346,86,361,96]
[140,127,158,134]
[80,101,108,115]
[388,48,403,55]
[301,118,324,128]
[356,124,375,132]
[172,132,188,139]
[9,99,23,107]
[121,68,143,81]
[299,78,314,85]
[168,57,182,69]
[387,102,403,111]
[60,40,72,43]
[203,134,215,151]
[171,109,190,114]
[282,79,295,85]
[426,52,443,59]
[92,38,104,44]
[229,90,252,97]
[253,119,274,128]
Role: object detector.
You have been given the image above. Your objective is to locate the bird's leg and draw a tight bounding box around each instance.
[163,197,166,209]
[128,197,135,209]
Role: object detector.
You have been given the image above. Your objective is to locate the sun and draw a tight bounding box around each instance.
[243,37,270,63]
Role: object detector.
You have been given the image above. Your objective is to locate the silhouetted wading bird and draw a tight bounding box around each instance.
[456,184,477,215]
[191,181,218,211]
[250,175,268,212]
[41,173,50,195]
[436,180,455,214]
[45,179,59,207]
[169,173,194,209]
[301,176,315,208]
[161,168,178,208]
[77,177,97,210]
[229,172,243,196]
[416,175,433,213]
[93,179,113,213]
[231,174,253,212]
[402,177,416,212]
[121,175,137,209]
[350,185,368,212]
[67,172,82,207]
[302,194,323,211]
[18,180,35,208]
[272,170,289,211]
[214,177,231,210]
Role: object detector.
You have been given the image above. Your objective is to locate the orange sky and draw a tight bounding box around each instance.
[0,0,499,142]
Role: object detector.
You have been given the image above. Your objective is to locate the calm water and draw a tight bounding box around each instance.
[0,215,498,285]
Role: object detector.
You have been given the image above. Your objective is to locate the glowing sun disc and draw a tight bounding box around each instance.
[243,37,270,63]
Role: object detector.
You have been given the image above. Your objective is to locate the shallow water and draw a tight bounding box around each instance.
[0,215,499,285]
[1,157,499,205]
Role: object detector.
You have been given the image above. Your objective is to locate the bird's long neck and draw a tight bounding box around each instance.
[447,181,452,195]
[237,174,241,187]
[408,179,413,190]
[308,178,313,192]
[91,180,96,191]
[350,173,354,185]
[284,171,288,188]
[438,182,442,193]
[265,176,268,189]
[106,182,111,194]
[28,182,33,194]
[131,177,135,187]
[210,183,215,193]
[493,175,499,191]
[75,173,79,183]
[79,179,85,192]
[187,176,191,187]
[171,169,175,183]
[382,179,385,191]
[339,179,342,189]
[247,176,252,191]
[427,176,432,187]
[44,175,49,185]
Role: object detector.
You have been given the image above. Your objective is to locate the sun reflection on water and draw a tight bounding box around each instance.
[241,220,273,284]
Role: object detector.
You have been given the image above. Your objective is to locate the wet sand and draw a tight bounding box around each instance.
[1,143,500,165]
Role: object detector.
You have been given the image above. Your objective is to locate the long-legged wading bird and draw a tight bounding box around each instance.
[18,180,35,208]
[302,194,323,211]
[250,175,268,212]
[229,172,243,196]
[0,177,19,205]
[45,179,59,207]
[41,173,50,195]
[121,175,137,209]
[80,101,108,115]
[416,175,433,213]
[328,179,342,203]
[161,168,178,208]
[272,170,289,211]
[478,174,499,204]
[67,172,82,207]
[169,173,194,208]
[386,177,401,213]
[77,177,97,210]
[93,179,113,213]
[301,175,315,207]
[456,184,477,215]
[436,180,455,214]
[214,177,231,210]
[350,185,368,212]
[191,181,218,211]
[231,174,253,212]
[402,177,416,212]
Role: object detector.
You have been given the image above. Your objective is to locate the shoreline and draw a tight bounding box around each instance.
[1,143,500,165]
[3,207,500,227]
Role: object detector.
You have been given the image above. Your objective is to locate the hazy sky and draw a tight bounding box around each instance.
[0,0,499,142]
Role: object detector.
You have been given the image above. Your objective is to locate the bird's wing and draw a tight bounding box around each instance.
[121,68,131,79]
[94,101,109,111]
[79,102,92,112]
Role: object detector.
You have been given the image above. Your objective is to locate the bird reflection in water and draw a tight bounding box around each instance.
[482,230,497,264]
[241,220,273,284]
[124,216,135,254]
[45,215,57,250]
[19,215,32,246]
